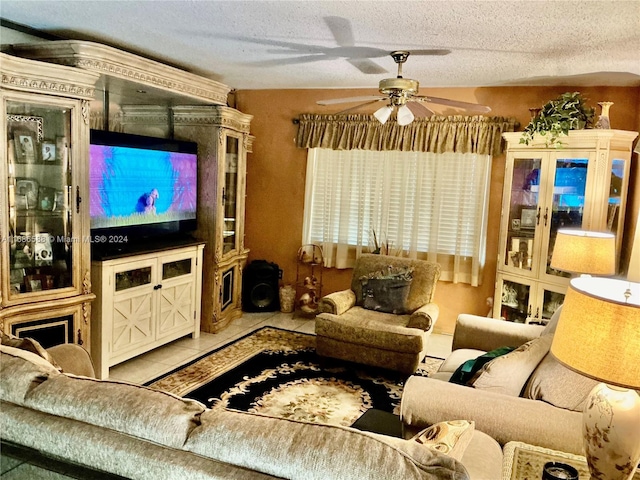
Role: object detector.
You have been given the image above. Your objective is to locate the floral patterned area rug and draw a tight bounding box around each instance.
[146,327,443,427]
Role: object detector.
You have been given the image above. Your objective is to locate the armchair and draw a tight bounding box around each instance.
[315,254,441,374]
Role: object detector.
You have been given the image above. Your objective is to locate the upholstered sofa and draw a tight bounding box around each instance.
[0,340,506,480]
[400,309,597,456]
[316,254,441,374]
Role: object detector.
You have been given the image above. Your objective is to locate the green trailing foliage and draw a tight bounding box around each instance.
[520,92,595,147]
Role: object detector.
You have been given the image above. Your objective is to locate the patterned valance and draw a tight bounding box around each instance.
[295,114,518,156]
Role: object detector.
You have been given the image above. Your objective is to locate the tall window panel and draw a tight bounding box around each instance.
[303,148,492,286]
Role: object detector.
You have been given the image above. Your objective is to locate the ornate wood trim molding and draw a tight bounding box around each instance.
[1,53,99,100]
[172,106,253,134]
[9,41,230,106]
[120,105,170,126]
[503,130,639,151]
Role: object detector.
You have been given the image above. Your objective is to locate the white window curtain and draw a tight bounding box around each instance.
[303,148,492,286]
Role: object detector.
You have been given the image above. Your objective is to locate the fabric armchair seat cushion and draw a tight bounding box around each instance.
[316,307,425,354]
[316,254,441,374]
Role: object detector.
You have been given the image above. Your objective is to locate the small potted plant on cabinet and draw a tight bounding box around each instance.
[520,92,595,147]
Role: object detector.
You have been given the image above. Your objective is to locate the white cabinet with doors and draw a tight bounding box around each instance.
[494,130,637,323]
[91,243,204,379]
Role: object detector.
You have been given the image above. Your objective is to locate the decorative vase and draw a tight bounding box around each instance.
[582,383,640,480]
[279,284,296,313]
[595,102,613,129]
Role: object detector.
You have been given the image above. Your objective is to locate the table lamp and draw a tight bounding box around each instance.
[551,229,616,276]
[551,276,640,480]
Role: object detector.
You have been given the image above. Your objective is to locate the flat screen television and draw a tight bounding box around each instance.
[89,130,198,252]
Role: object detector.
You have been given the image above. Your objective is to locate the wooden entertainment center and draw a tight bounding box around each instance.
[1,40,253,375]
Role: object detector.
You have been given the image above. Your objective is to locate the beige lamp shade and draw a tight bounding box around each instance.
[551,229,615,275]
[551,276,640,389]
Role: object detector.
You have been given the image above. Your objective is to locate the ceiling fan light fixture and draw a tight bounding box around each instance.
[397,104,415,126]
[374,105,393,124]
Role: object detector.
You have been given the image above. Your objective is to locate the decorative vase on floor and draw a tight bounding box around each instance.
[595,102,613,129]
[279,284,296,313]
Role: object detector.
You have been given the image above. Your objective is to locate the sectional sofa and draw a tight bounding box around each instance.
[1,340,505,480]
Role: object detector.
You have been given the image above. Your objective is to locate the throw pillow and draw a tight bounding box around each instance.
[449,346,515,386]
[411,420,475,461]
[361,277,412,314]
[360,266,414,314]
[522,353,598,411]
[470,334,553,396]
[0,331,60,370]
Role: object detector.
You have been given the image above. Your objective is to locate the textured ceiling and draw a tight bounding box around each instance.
[1,0,640,91]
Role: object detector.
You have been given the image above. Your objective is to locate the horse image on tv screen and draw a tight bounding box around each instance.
[89,144,197,230]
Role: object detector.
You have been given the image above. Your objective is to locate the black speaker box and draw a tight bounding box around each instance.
[242,260,281,312]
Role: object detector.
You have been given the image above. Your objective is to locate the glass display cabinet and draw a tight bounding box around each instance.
[1,53,98,347]
[495,130,637,323]
[172,106,254,333]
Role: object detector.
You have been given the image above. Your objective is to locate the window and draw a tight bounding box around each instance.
[303,148,492,286]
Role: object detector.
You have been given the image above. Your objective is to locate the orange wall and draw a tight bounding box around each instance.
[235,86,640,333]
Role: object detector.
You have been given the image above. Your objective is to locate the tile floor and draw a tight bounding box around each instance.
[0,311,453,479]
[108,311,453,384]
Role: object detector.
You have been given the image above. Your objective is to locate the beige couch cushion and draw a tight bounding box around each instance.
[411,420,475,461]
[523,353,599,411]
[316,307,425,353]
[471,335,552,396]
[23,374,205,449]
[185,408,468,480]
[0,345,60,405]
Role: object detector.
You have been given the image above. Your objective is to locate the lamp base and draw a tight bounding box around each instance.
[583,383,640,480]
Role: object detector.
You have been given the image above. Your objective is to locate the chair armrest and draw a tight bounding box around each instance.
[400,375,583,455]
[318,289,356,316]
[407,303,439,332]
[452,314,545,352]
[46,343,96,378]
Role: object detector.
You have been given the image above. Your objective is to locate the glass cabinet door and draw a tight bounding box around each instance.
[543,156,588,280]
[502,156,542,275]
[496,275,533,323]
[607,158,625,234]
[5,99,76,299]
[223,135,239,255]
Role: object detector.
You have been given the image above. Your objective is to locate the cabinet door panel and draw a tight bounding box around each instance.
[542,154,590,284]
[495,274,535,323]
[112,291,155,355]
[500,154,545,277]
[3,96,81,303]
[158,281,194,336]
[158,252,196,336]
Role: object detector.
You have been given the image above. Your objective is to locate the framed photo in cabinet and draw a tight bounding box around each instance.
[13,130,38,164]
[41,141,56,164]
[25,274,44,292]
[520,208,537,229]
[15,178,39,210]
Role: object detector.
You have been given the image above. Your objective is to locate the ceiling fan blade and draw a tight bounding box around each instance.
[247,54,333,68]
[406,101,435,117]
[418,96,492,113]
[347,58,388,74]
[324,16,355,46]
[318,95,386,105]
[188,32,330,55]
[335,99,387,115]
[405,49,452,56]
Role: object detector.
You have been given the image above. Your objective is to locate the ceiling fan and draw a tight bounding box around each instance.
[317,51,492,126]
[194,17,450,74]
